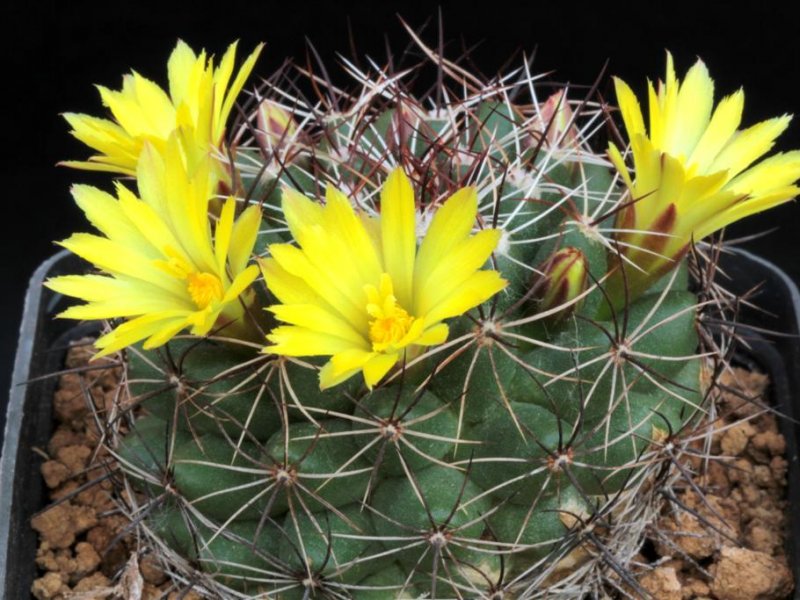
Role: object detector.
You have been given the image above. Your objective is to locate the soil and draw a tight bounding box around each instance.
[29,344,796,599]
[29,341,201,600]
[637,368,794,600]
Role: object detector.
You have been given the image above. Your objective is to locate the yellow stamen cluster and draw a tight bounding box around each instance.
[366,275,416,352]
[187,272,225,309]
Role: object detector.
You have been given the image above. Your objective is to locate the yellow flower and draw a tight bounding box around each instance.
[62,39,263,176]
[46,135,262,356]
[261,168,507,389]
[607,52,800,298]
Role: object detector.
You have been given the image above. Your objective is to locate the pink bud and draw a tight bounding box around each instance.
[255,99,296,153]
[531,90,580,149]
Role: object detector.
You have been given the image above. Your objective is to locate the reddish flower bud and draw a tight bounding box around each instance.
[530,247,589,319]
[255,99,297,153]
[530,90,580,149]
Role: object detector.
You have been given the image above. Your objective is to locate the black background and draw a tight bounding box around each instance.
[3,1,799,402]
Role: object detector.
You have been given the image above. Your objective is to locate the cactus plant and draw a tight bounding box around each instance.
[50,25,800,599]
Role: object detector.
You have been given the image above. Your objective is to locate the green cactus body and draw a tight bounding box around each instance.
[114,54,708,599]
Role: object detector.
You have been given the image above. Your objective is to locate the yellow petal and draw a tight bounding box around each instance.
[266,325,358,357]
[269,303,368,346]
[282,186,325,234]
[380,168,416,309]
[94,311,189,357]
[229,204,262,274]
[269,243,366,329]
[324,185,383,284]
[725,150,800,197]
[137,138,217,272]
[71,184,148,251]
[287,215,376,322]
[415,229,502,316]
[215,197,236,274]
[628,134,664,217]
[55,282,188,319]
[135,141,168,214]
[58,160,137,174]
[664,51,677,92]
[214,42,238,109]
[425,270,507,324]
[149,317,200,347]
[360,213,383,263]
[167,39,198,107]
[218,43,264,140]
[670,58,714,157]
[62,113,140,173]
[99,76,172,138]
[116,185,188,261]
[697,186,800,240]
[259,258,354,330]
[654,52,680,149]
[688,89,744,172]
[651,153,686,221]
[678,170,732,224]
[607,143,633,190]
[414,185,478,293]
[287,186,383,308]
[59,233,185,296]
[667,185,737,257]
[329,348,374,375]
[363,352,399,388]
[647,80,664,149]
[129,72,177,135]
[259,257,326,306]
[415,323,449,346]
[63,112,133,148]
[613,76,646,140]
[47,274,188,316]
[46,274,120,302]
[221,264,260,303]
[709,115,792,178]
[319,349,374,389]
[392,317,427,350]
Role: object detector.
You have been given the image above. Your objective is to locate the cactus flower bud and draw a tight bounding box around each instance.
[255,99,297,153]
[378,102,426,153]
[530,247,588,320]
[530,90,580,149]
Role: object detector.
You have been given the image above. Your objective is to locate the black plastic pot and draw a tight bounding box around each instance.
[1,250,97,599]
[1,249,799,599]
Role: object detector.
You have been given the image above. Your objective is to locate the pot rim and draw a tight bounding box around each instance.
[0,249,73,588]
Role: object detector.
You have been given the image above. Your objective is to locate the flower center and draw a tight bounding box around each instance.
[186,272,224,309]
[365,274,416,352]
[369,305,414,351]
